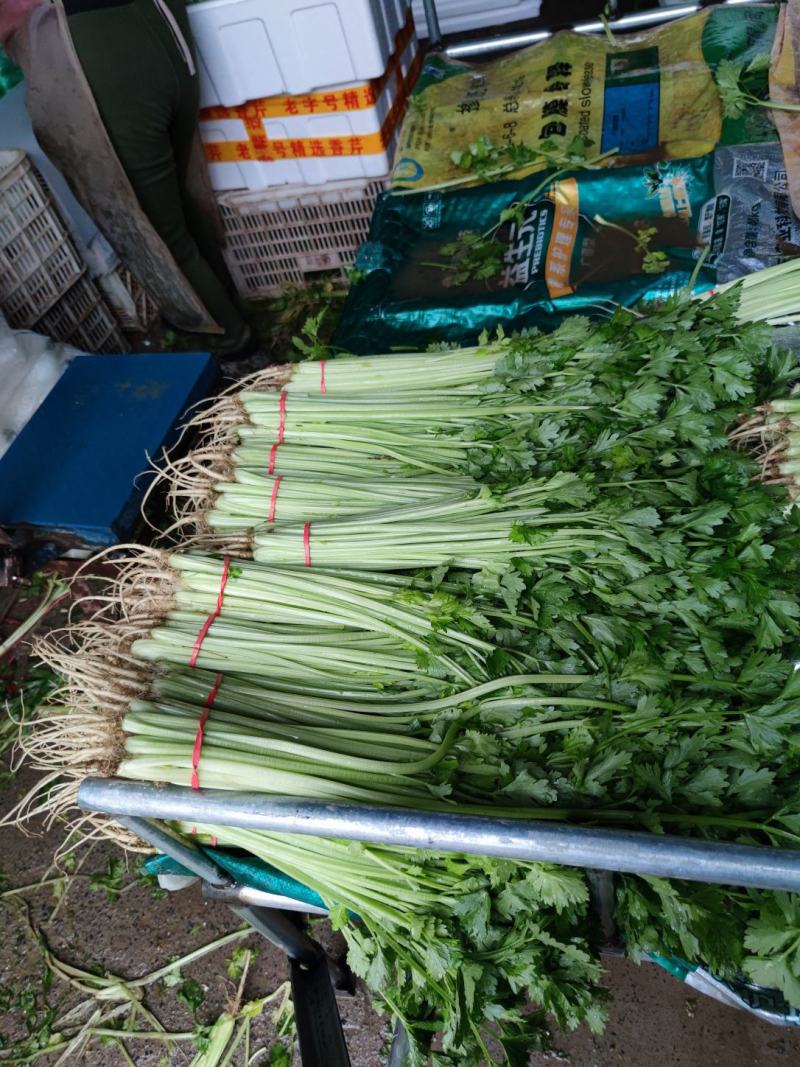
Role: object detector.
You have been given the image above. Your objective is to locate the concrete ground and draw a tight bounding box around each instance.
[2,764,800,1066]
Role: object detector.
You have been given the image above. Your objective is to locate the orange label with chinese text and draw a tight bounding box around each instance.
[545,178,579,298]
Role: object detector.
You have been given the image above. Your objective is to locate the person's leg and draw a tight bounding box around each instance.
[66,0,250,350]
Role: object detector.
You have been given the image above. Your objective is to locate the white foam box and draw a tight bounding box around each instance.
[190,0,410,107]
[200,33,418,191]
[412,0,541,37]
[204,129,401,191]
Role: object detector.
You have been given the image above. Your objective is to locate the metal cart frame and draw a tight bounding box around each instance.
[77,779,800,1063]
[418,0,721,55]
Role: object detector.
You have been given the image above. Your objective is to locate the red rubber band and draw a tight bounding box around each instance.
[187,563,228,831]
[190,671,223,790]
[320,360,327,394]
[268,474,282,523]
[303,521,312,567]
[210,836,217,848]
[188,556,230,668]
[268,391,288,473]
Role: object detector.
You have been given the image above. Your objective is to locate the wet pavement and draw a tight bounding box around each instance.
[0,772,388,1066]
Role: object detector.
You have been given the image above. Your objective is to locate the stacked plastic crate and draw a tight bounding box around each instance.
[0,150,126,353]
[189,0,417,296]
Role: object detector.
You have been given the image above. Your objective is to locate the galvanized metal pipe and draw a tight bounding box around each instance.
[420,0,442,48]
[80,779,800,891]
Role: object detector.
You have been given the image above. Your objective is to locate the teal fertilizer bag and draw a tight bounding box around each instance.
[336,143,800,353]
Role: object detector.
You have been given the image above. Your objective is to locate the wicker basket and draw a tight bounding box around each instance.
[0,150,85,328]
[218,177,388,298]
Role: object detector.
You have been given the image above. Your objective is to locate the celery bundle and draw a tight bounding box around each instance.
[161,264,800,557]
[20,272,800,1063]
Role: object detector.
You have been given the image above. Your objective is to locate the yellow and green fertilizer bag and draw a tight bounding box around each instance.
[392,3,778,191]
[334,3,800,353]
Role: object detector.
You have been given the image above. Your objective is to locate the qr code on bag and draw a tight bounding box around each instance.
[733,158,768,180]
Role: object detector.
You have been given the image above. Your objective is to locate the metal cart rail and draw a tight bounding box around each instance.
[78,779,800,893]
[419,0,735,56]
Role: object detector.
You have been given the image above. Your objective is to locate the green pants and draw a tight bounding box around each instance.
[67,0,249,350]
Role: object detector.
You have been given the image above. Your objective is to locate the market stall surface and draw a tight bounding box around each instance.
[4,305,800,1064]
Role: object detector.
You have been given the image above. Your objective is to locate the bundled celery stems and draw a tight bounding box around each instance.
[161,260,800,555]
[729,394,800,497]
[18,260,800,1065]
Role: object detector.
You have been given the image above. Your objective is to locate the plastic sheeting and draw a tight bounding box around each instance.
[0,313,78,460]
[144,848,327,911]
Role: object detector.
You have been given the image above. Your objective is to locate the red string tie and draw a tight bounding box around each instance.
[268,474,283,523]
[303,521,312,567]
[188,556,230,669]
[190,671,223,790]
[319,360,327,394]
[187,564,227,830]
[268,391,288,474]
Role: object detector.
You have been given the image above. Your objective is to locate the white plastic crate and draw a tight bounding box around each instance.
[0,150,85,329]
[219,177,388,297]
[200,31,418,192]
[34,274,127,354]
[189,0,410,108]
[412,0,541,36]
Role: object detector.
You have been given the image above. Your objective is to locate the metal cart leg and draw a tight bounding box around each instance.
[291,953,352,1067]
[117,815,352,1066]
